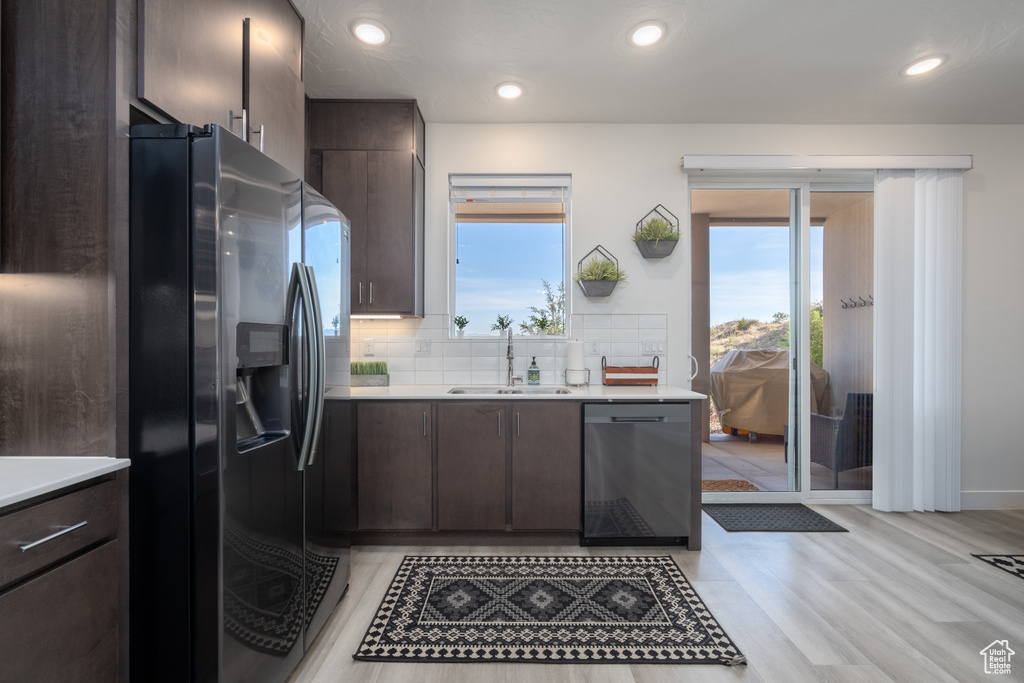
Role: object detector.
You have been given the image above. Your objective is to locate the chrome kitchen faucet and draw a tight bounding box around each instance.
[506,329,522,386]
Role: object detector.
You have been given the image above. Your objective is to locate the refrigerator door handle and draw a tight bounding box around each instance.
[303,265,326,468]
[290,262,318,471]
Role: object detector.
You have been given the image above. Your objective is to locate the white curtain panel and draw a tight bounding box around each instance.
[873,169,963,512]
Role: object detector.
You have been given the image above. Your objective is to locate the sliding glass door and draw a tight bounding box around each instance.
[693,187,801,494]
[693,182,874,500]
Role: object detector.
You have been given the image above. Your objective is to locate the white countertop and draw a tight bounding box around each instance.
[0,457,130,510]
[333,384,706,401]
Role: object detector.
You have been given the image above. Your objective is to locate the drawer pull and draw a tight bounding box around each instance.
[19,521,88,552]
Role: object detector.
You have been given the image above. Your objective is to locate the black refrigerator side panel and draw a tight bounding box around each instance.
[129,133,194,682]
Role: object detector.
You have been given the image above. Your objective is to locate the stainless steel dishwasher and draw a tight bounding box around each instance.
[582,402,692,545]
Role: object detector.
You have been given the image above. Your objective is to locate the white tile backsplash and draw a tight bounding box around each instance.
[610,342,639,356]
[471,370,500,385]
[443,356,472,371]
[639,314,667,329]
[388,342,414,357]
[387,356,415,372]
[471,342,502,357]
[389,371,416,385]
[609,315,639,329]
[415,355,442,372]
[443,370,473,385]
[347,313,670,386]
[443,341,472,357]
[471,356,500,371]
[610,328,639,343]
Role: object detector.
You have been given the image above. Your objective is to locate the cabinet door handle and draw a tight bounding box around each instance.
[230,109,248,142]
[423,411,427,437]
[358,282,363,304]
[19,521,88,552]
[517,412,520,437]
[369,282,373,305]
[251,123,265,152]
[497,412,501,437]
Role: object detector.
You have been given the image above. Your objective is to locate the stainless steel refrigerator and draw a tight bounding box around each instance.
[128,124,351,682]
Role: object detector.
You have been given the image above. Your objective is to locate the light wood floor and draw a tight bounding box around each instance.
[289,507,1024,683]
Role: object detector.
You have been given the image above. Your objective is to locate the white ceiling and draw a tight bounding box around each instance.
[293,0,1024,124]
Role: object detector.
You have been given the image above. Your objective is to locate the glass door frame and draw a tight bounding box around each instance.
[692,177,873,505]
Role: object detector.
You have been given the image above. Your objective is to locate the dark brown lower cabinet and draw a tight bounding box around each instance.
[0,540,120,682]
[437,402,508,530]
[357,401,433,530]
[511,402,581,530]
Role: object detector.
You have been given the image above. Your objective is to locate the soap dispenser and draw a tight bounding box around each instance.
[528,357,540,385]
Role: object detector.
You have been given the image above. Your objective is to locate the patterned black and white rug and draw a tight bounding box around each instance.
[703,503,848,532]
[223,524,340,656]
[972,554,1024,580]
[353,555,745,665]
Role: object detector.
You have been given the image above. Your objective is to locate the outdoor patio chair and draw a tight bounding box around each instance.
[810,392,873,489]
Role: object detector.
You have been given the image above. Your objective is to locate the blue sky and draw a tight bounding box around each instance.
[455,222,564,334]
[710,225,823,325]
[452,221,823,333]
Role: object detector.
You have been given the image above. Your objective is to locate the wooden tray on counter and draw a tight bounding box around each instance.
[601,356,659,385]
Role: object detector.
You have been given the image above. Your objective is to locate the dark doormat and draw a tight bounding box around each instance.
[353,555,746,665]
[703,503,848,532]
[972,554,1024,580]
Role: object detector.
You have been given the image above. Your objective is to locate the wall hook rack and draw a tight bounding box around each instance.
[840,295,874,309]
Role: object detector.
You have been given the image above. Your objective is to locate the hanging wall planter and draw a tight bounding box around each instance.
[633,204,680,258]
[575,245,627,297]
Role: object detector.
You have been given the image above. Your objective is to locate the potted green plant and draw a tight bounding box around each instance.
[351,360,389,387]
[633,204,680,258]
[575,246,627,297]
[535,313,549,337]
[490,314,514,331]
[453,315,469,338]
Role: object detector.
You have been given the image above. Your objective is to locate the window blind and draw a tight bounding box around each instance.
[450,174,570,203]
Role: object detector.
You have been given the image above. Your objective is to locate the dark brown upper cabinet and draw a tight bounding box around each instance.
[138,0,243,134]
[138,0,305,177]
[244,17,304,178]
[311,101,425,317]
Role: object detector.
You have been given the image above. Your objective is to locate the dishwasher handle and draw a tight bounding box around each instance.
[611,416,665,423]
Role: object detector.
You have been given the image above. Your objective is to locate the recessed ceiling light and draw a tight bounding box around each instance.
[352,19,389,46]
[496,82,523,99]
[904,57,943,76]
[630,21,665,47]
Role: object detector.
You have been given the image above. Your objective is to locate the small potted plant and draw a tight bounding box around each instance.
[350,360,389,387]
[575,246,627,297]
[535,313,549,337]
[453,315,469,338]
[633,204,680,258]
[490,314,514,332]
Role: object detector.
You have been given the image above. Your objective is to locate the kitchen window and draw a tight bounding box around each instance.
[449,174,570,337]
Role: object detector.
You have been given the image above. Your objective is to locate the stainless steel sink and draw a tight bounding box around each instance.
[507,387,572,394]
[447,387,512,394]
[447,386,571,395]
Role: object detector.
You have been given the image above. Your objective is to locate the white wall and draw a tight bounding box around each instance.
[425,123,1024,508]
